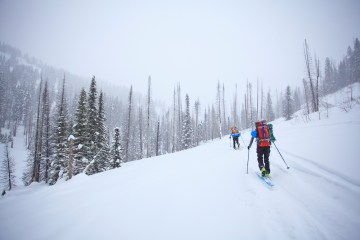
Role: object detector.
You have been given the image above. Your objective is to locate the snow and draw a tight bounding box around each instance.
[1,85,360,240]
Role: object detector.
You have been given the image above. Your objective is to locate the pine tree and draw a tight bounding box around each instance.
[0,72,5,128]
[40,81,52,183]
[138,107,144,159]
[352,38,360,83]
[87,91,110,175]
[110,127,122,169]
[1,137,16,190]
[324,57,336,94]
[265,90,275,122]
[50,78,69,185]
[232,84,239,128]
[182,94,193,149]
[146,76,152,157]
[283,86,294,121]
[73,88,89,175]
[216,81,222,138]
[293,87,301,112]
[88,76,98,160]
[194,99,200,146]
[32,78,43,183]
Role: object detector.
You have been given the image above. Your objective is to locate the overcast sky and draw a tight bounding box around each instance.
[1,0,359,106]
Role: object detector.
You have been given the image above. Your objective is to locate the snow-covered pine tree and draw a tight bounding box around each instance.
[88,76,98,160]
[73,88,89,175]
[1,137,16,190]
[283,86,294,121]
[0,72,5,128]
[23,89,34,149]
[216,81,222,138]
[146,76,152,158]
[171,88,177,153]
[138,107,144,159]
[95,91,110,166]
[176,84,183,151]
[194,99,200,146]
[110,127,122,169]
[265,90,275,122]
[182,94,193,149]
[163,110,171,153]
[222,83,227,134]
[31,77,43,183]
[293,87,302,113]
[324,57,336,94]
[49,77,69,185]
[353,38,360,83]
[40,81,52,183]
[86,90,110,175]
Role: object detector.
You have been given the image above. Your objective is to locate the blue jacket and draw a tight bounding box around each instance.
[231,133,240,137]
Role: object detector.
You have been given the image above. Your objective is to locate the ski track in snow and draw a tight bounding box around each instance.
[1,87,360,240]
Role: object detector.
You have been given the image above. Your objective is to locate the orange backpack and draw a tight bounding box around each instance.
[231,127,239,134]
[255,120,271,147]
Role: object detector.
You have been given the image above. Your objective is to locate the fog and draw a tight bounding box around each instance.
[1,0,359,105]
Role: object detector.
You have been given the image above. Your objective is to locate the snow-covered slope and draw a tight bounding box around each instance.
[1,85,360,240]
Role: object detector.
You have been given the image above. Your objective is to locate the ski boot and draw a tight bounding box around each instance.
[260,167,266,177]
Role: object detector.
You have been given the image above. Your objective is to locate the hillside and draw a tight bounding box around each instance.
[0,84,360,240]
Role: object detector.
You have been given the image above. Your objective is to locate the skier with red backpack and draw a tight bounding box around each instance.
[247,120,276,177]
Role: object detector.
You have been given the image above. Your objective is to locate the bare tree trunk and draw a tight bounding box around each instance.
[125,86,133,162]
[222,84,226,132]
[217,81,222,138]
[315,54,321,116]
[32,78,43,182]
[177,84,182,151]
[172,88,176,152]
[139,107,143,159]
[68,138,73,180]
[156,119,160,156]
[147,77,151,158]
[304,39,317,112]
[303,79,310,115]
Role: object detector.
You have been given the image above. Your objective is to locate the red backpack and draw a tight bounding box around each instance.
[255,120,271,147]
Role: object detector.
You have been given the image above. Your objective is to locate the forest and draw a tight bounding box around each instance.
[0,37,359,189]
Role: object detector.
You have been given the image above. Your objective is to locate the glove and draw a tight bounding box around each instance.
[247,146,250,150]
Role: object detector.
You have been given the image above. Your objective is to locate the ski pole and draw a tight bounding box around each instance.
[273,142,290,169]
[240,135,246,146]
[246,148,250,174]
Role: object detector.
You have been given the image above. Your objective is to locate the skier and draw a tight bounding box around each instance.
[247,120,276,177]
[229,126,241,149]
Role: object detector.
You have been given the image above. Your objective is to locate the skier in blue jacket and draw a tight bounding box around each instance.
[230,126,241,149]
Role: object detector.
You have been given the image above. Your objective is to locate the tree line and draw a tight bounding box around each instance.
[1,37,359,190]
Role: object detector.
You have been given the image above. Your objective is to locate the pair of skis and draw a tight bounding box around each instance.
[255,171,274,187]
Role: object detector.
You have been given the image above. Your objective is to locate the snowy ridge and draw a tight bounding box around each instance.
[1,85,360,240]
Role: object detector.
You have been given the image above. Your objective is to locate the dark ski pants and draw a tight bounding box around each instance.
[233,137,239,149]
[257,146,270,173]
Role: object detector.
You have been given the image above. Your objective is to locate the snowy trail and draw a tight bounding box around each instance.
[1,106,360,239]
